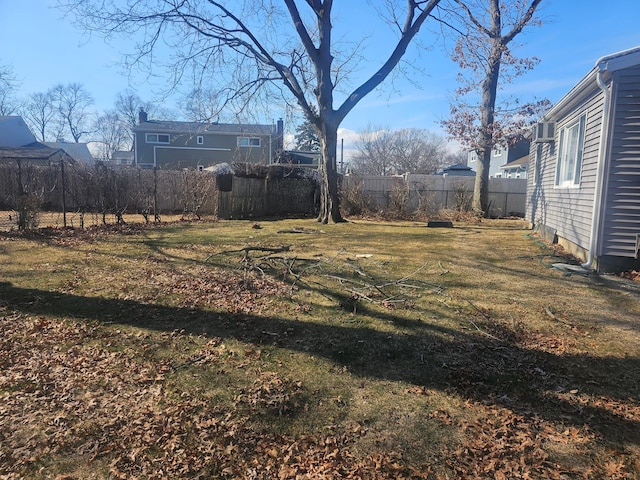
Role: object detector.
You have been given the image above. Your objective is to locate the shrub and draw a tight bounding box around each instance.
[340,180,371,217]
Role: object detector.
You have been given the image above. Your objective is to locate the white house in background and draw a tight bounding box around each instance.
[500,154,529,179]
[527,45,640,273]
[467,138,530,178]
[0,116,37,147]
[112,150,135,166]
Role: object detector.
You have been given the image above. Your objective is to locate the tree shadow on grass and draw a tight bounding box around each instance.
[1,280,639,448]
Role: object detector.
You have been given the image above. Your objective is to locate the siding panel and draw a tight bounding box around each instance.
[602,66,640,258]
[527,89,604,251]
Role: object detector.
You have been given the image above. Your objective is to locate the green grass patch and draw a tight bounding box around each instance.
[1,218,639,478]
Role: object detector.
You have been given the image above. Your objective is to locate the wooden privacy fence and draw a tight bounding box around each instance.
[215,164,319,219]
[342,174,527,217]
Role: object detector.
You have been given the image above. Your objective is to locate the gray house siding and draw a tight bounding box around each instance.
[601,66,640,260]
[527,46,640,272]
[527,87,604,251]
[133,122,275,169]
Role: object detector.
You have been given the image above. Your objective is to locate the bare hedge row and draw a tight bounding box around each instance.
[0,162,217,230]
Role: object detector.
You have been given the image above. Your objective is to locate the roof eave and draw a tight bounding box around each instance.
[543,45,640,122]
[542,68,600,121]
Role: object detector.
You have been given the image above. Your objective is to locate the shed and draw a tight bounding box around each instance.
[0,146,74,165]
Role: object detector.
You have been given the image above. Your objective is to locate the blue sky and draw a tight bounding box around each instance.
[1,0,640,154]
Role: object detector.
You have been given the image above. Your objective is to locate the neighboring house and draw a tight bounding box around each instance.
[40,141,94,164]
[527,45,640,273]
[0,117,83,168]
[500,154,529,179]
[112,150,135,166]
[274,149,321,168]
[437,163,475,177]
[0,116,37,147]
[0,146,74,166]
[467,138,530,178]
[133,110,282,170]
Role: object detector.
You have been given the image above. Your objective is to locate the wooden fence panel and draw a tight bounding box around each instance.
[217,175,318,219]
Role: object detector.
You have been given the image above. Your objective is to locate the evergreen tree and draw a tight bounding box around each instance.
[294,120,320,152]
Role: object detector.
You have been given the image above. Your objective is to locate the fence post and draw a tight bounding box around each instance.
[61,159,67,227]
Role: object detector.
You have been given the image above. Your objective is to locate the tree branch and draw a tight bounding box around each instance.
[335,0,441,123]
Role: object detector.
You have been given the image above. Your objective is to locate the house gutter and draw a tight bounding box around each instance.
[582,60,613,270]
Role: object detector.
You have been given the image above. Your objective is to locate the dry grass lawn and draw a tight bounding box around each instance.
[1,218,639,479]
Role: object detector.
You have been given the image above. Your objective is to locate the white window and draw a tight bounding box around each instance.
[555,114,586,187]
[238,136,261,147]
[197,136,204,145]
[146,133,170,144]
[493,147,502,156]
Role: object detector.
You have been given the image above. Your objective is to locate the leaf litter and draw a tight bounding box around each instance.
[1,221,640,479]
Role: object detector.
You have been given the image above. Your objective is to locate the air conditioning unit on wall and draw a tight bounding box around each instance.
[533,122,555,143]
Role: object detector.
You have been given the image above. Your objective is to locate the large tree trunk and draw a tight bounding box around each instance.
[318,123,344,224]
[472,147,491,215]
[473,32,502,216]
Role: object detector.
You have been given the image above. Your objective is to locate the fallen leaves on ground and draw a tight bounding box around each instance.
[0,310,432,479]
[620,270,640,282]
[2,224,640,479]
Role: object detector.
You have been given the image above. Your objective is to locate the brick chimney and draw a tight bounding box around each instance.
[139,108,148,124]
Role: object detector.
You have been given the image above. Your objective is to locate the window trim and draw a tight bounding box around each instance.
[237,136,261,147]
[145,133,170,144]
[555,114,586,188]
[197,135,204,145]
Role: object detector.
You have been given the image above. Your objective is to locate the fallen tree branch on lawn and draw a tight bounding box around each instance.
[203,249,505,340]
[277,227,325,234]
[205,245,291,263]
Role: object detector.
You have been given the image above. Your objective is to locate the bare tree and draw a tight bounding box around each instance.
[93,110,132,161]
[115,90,146,134]
[351,125,396,175]
[21,91,57,142]
[180,87,225,123]
[59,0,443,223]
[442,149,468,166]
[390,128,447,174]
[0,62,19,116]
[440,0,547,215]
[114,90,162,131]
[50,83,95,142]
[352,126,447,175]
[113,89,173,150]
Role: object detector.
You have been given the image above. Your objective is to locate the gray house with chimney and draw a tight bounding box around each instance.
[133,110,283,170]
